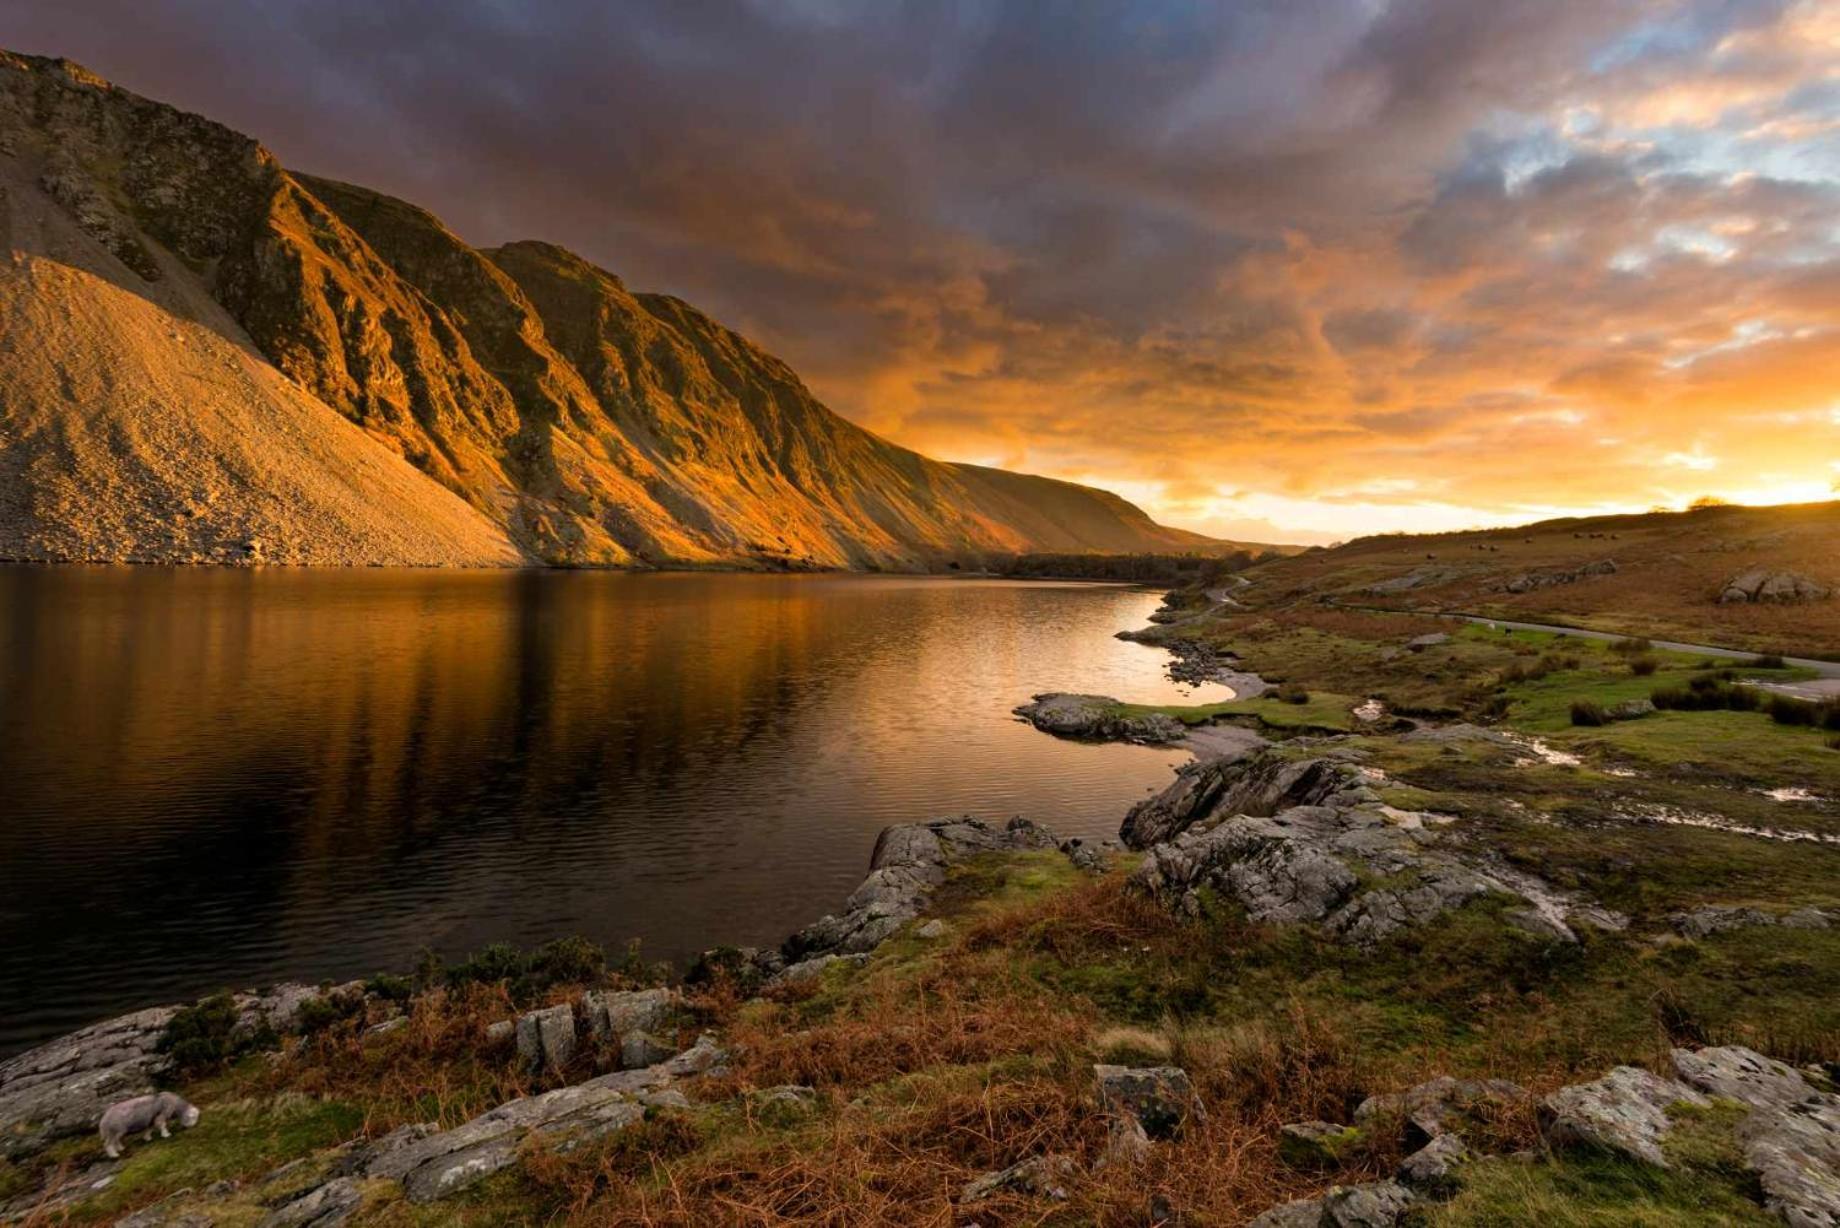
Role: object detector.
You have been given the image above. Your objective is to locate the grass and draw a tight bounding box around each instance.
[1105,691,1357,733]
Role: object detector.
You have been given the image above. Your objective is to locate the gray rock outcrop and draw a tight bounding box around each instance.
[1123,750,1367,849]
[514,1003,577,1073]
[1356,1076,1527,1147]
[1501,560,1617,593]
[1671,1046,1840,1227]
[1248,1181,1415,1227]
[1720,569,1830,605]
[0,1004,176,1159]
[787,817,1058,960]
[1013,694,1186,744]
[1540,1066,1708,1167]
[959,1153,1077,1204]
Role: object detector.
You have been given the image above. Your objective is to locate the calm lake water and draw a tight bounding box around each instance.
[0,568,1221,1056]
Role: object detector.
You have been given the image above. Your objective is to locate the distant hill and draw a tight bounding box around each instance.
[1235,500,1840,655]
[0,52,1247,569]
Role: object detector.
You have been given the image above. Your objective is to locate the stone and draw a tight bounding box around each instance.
[1279,1120,1364,1168]
[514,1004,577,1073]
[1060,838,1110,874]
[582,987,676,1042]
[766,952,869,989]
[1122,750,1365,849]
[392,1085,647,1202]
[1540,1066,1707,1167]
[483,1019,514,1047]
[259,1175,362,1227]
[619,1031,677,1071]
[1672,1045,1840,1227]
[750,1085,818,1125]
[959,1153,1077,1203]
[0,1003,177,1159]
[1093,1064,1204,1140]
[1012,693,1186,744]
[786,817,1057,960]
[1407,633,1449,651]
[1357,1077,1526,1148]
[1397,1133,1469,1193]
[1672,906,1778,938]
[1720,568,1829,605]
[915,919,949,940]
[1247,1182,1415,1228]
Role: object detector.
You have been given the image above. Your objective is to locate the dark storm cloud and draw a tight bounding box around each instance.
[2,0,1837,538]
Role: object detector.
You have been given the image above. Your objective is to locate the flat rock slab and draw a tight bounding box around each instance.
[1013,693,1187,744]
[1541,1066,1708,1167]
[0,1004,176,1159]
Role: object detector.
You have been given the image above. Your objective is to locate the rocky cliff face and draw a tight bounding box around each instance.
[0,51,1217,568]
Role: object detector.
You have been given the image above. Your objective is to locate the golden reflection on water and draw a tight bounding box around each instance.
[0,568,1217,1053]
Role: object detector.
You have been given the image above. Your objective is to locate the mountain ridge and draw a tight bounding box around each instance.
[0,51,1256,569]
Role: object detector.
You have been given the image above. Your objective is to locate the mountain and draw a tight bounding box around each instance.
[0,52,1232,568]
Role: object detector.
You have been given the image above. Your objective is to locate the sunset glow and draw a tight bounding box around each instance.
[13,0,1840,542]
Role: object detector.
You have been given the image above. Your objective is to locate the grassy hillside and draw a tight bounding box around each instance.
[1227,501,1840,656]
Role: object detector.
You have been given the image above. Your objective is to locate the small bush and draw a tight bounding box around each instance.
[1570,700,1607,727]
[444,936,610,1003]
[1750,653,1787,669]
[1612,637,1654,656]
[1652,680,1760,712]
[158,992,265,1076]
[365,973,414,1003]
[1274,682,1310,705]
[1827,735,1840,751]
[1628,656,1659,676]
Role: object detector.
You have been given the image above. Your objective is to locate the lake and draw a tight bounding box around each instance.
[0,568,1221,1057]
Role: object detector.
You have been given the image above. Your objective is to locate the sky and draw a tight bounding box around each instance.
[4,1,1838,543]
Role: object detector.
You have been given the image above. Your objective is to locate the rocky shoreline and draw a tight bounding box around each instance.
[4,594,1837,1225]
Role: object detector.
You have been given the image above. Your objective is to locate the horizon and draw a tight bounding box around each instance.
[3,1,1837,544]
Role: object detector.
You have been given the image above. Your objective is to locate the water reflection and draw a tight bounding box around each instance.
[0,568,1218,1054]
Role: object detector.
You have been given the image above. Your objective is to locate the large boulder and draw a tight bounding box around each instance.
[1672,1046,1840,1227]
[1540,1066,1707,1167]
[1720,569,1829,604]
[1093,1064,1205,1140]
[0,1004,176,1159]
[514,1003,577,1074]
[1122,750,1369,849]
[786,817,1057,960]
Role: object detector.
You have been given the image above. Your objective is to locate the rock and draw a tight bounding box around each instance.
[514,1004,577,1073]
[1013,694,1186,744]
[1122,749,1366,849]
[1131,797,1579,947]
[1357,1076,1525,1148]
[1783,907,1833,930]
[1279,1120,1364,1168]
[1248,1182,1415,1228]
[390,1084,647,1202]
[1606,699,1654,721]
[787,817,1057,960]
[0,1003,177,1159]
[1407,633,1449,651]
[260,1175,362,1227]
[1093,1064,1204,1140]
[1364,566,1459,595]
[1672,906,1784,938]
[1060,838,1110,874]
[364,1017,408,1038]
[1540,1066,1707,1167]
[750,1085,818,1125]
[330,1121,439,1179]
[1101,1115,1154,1167]
[1321,1181,1415,1226]
[959,1153,1077,1203]
[915,919,949,940]
[765,952,869,989]
[1720,568,1829,604]
[1502,560,1618,594]
[1671,1045,1840,1226]
[483,1019,514,1047]
[1397,1133,1469,1193]
[619,1031,677,1071]
[582,987,676,1042]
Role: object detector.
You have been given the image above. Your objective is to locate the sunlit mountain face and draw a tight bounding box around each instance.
[7,0,1837,543]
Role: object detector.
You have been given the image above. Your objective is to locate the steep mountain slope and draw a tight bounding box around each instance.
[0,51,1224,569]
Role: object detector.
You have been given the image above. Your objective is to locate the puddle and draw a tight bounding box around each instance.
[1505,734,1582,767]
[1603,767,1639,779]
[1625,804,1840,845]
[1354,699,1387,723]
[1760,787,1820,803]
[1358,765,1390,783]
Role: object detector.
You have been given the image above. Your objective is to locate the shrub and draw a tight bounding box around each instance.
[444,936,610,1002]
[158,992,263,1076]
[1612,637,1654,656]
[1570,700,1607,727]
[1274,682,1310,705]
[365,972,414,1003]
[1768,695,1818,727]
[1628,656,1659,677]
[1750,653,1787,669]
[1653,680,1760,713]
[1828,735,1840,751]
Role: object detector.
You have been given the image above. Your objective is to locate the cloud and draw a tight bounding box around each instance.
[2,0,1836,539]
